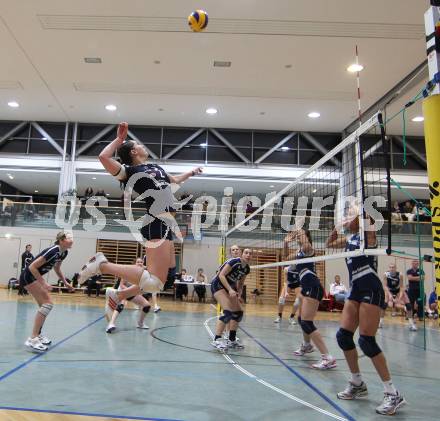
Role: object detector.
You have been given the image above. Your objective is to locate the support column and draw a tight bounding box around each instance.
[423,1,440,322]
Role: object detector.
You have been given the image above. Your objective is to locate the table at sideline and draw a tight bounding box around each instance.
[173,280,212,301]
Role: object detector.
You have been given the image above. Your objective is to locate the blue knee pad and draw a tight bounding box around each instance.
[219,309,233,324]
[358,335,381,358]
[300,319,316,335]
[231,311,244,322]
[336,328,355,351]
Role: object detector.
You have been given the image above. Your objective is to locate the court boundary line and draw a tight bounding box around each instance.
[238,325,356,421]
[0,315,104,382]
[0,406,183,421]
[204,316,348,421]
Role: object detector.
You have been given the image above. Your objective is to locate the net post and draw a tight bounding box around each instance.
[378,112,392,255]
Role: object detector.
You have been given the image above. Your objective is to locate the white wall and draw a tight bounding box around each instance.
[181,237,222,281]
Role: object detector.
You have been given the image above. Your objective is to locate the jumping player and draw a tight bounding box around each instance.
[211,248,251,351]
[20,232,74,352]
[327,212,406,416]
[80,122,201,301]
[288,229,336,370]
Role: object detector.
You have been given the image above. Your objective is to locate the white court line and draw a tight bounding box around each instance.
[204,316,347,421]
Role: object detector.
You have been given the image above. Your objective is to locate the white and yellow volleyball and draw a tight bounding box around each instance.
[188,10,208,32]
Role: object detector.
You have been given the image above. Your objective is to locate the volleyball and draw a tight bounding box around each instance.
[188,10,208,32]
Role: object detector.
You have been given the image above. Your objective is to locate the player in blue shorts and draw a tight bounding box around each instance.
[211,248,251,351]
[20,232,74,352]
[327,211,406,415]
[288,229,336,370]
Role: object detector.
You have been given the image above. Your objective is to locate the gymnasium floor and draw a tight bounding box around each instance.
[0,290,438,421]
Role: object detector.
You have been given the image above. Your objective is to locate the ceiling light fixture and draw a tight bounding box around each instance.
[411,116,424,122]
[92,177,97,180]
[308,112,321,118]
[7,174,14,180]
[281,146,289,151]
[269,185,275,188]
[105,104,117,111]
[206,108,218,115]
[213,60,231,68]
[84,57,102,64]
[199,143,207,147]
[347,63,364,73]
[5,233,12,239]
[8,101,19,108]
[34,190,39,193]
[312,188,317,193]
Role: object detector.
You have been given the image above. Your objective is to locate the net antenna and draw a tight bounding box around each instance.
[224,111,390,270]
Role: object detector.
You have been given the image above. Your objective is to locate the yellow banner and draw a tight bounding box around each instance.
[423,94,440,319]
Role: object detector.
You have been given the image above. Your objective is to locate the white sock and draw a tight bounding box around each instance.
[304,341,311,346]
[380,317,384,323]
[351,373,363,386]
[409,317,415,326]
[322,353,333,361]
[383,380,397,395]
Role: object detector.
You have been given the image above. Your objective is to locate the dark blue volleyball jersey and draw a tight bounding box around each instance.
[385,271,401,293]
[407,268,421,290]
[120,163,175,212]
[345,233,377,280]
[27,245,68,276]
[295,249,316,275]
[287,265,299,280]
[213,257,250,286]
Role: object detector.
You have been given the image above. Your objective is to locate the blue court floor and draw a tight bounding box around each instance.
[0,297,438,421]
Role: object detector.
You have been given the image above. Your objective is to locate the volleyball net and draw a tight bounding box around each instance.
[223,112,391,272]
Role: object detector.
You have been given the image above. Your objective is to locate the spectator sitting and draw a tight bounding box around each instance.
[95,189,106,197]
[84,187,94,200]
[194,268,207,303]
[23,198,36,221]
[428,289,438,319]
[82,274,102,297]
[176,269,190,300]
[329,275,348,311]
[71,273,80,288]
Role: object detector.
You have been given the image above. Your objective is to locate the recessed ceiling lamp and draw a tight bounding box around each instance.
[8,101,19,108]
[34,190,39,193]
[92,177,97,180]
[411,116,424,122]
[7,173,14,180]
[213,60,231,68]
[84,57,102,64]
[308,112,321,118]
[347,63,364,73]
[312,188,317,193]
[105,104,117,111]
[206,108,218,115]
[269,185,275,188]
